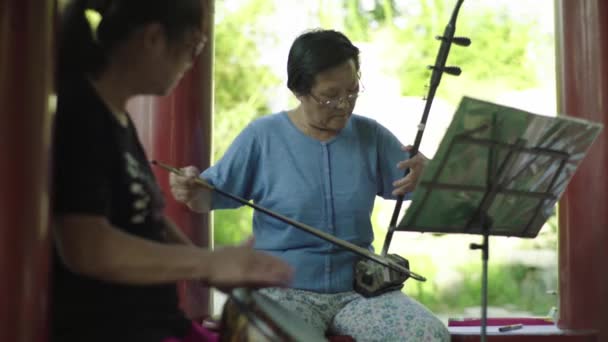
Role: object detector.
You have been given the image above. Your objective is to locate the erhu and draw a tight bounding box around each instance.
[353,0,471,297]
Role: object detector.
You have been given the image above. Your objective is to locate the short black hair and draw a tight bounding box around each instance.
[287,29,360,95]
[58,0,203,79]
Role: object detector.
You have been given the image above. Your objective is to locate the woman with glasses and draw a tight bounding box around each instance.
[52,1,293,341]
[170,29,449,341]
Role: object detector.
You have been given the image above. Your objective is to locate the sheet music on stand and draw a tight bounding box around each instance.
[399,96,602,236]
[395,96,602,341]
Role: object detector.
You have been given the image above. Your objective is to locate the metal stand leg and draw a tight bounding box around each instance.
[471,232,489,342]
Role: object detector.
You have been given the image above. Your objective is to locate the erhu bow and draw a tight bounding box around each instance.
[353,0,470,297]
[151,161,426,281]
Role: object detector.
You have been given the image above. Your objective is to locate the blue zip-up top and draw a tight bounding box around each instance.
[202,111,408,293]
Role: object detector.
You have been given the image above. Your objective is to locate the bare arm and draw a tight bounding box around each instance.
[53,214,292,288]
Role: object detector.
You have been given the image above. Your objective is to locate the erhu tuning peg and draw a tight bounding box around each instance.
[453,37,471,46]
[427,66,462,76]
[444,66,462,76]
[435,35,471,47]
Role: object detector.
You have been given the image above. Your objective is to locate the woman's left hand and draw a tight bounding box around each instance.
[392,145,429,196]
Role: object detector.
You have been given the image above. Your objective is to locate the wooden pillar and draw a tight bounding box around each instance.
[128,0,215,321]
[556,0,608,339]
[0,0,55,341]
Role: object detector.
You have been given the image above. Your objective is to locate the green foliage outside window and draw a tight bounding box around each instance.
[323,0,548,103]
[213,0,278,246]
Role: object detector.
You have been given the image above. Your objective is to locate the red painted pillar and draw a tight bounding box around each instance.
[556,0,608,339]
[0,0,55,341]
[128,0,215,321]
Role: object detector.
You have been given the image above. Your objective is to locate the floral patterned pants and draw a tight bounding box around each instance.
[260,288,449,342]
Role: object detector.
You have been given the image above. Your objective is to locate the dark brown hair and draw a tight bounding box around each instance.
[58,0,203,79]
[287,29,360,95]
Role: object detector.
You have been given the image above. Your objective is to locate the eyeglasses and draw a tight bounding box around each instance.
[186,36,207,59]
[191,36,207,58]
[308,84,365,109]
[180,30,207,59]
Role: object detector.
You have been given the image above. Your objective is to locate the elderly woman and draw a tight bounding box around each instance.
[171,29,449,341]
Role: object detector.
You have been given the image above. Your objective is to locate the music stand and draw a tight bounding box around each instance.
[388,97,602,341]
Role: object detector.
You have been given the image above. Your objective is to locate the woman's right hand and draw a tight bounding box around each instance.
[205,239,293,291]
[169,166,210,212]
